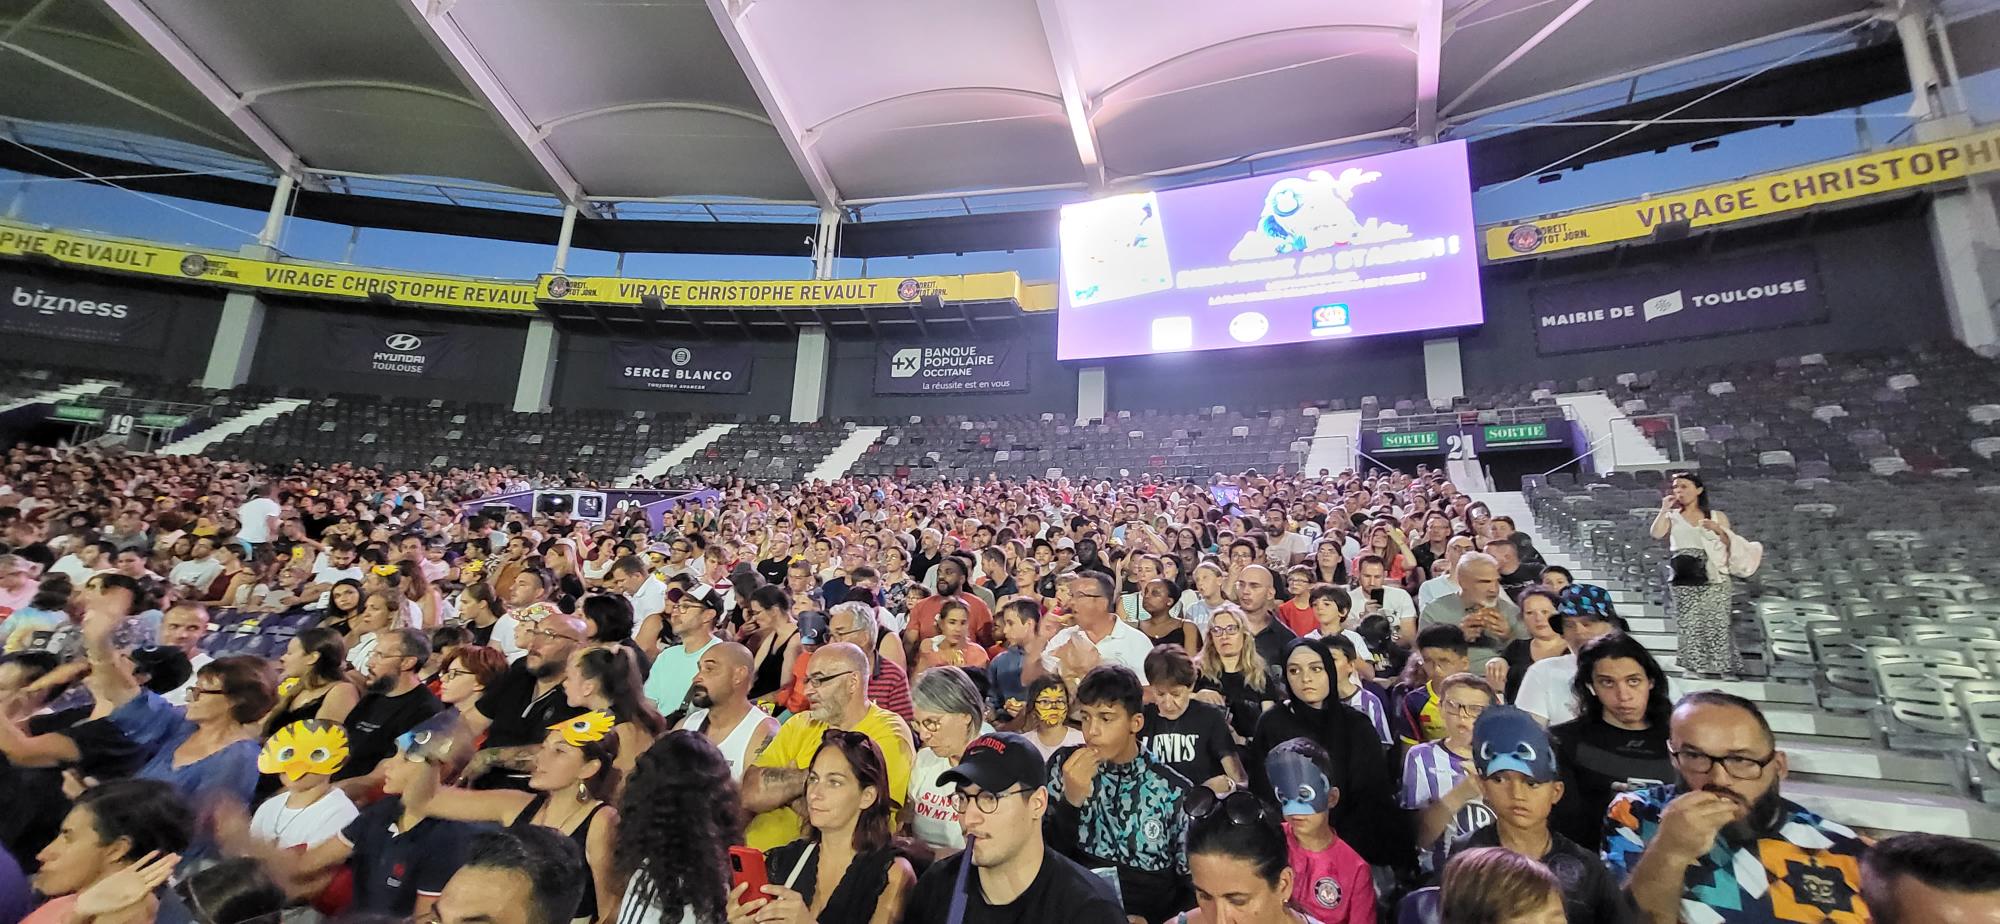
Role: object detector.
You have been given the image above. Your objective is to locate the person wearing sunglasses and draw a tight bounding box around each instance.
[1047,664,1193,924]
[741,642,914,851]
[1174,788,1313,924]
[904,731,1123,924]
[1606,691,1870,924]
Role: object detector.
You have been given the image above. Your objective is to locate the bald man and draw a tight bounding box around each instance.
[739,642,916,849]
[1233,564,1297,667]
[676,641,779,781]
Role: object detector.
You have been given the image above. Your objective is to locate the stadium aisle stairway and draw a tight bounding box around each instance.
[1481,490,2000,842]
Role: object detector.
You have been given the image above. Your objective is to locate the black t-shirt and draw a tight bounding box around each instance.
[337,685,444,781]
[905,845,1125,924]
[476,660,588,751]
[756,556,789,587]
[1250,615,1297,669]
[1445,826,1635,924]
[302,513,340,541]
[1500,564,1545,596]
[464,619,495,647]
[1141,700,1236,788]
[340,797,491,916]
[1549,717,1674,851]
[1193,667,1280,741]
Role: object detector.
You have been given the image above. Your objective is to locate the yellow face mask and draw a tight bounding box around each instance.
[1033,693,1069,727]
[551,711,616,747]
[259,720,349,781]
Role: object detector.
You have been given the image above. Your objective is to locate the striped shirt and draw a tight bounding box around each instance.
[1344,687,1393,746]
[1399,740,1493,872]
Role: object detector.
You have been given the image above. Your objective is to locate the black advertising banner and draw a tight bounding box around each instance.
[1532,248,1827,354]
[0,266,171,347]
[609,341,753,393]
[875,340,1029,395]
[322,322,474,380]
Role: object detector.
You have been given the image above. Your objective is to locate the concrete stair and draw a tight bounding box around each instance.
[1477,489,2000,840]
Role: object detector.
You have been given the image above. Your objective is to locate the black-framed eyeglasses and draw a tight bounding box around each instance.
[1671,745,1778,780]
[442,668,476,680]
[804,669,855,688]
[950,786,1029,814]
[1186,789,1271,826]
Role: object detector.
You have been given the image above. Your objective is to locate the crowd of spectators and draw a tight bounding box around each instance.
[0,444,1993,924]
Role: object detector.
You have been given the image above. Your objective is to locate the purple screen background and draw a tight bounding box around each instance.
[1056,140,1484,361]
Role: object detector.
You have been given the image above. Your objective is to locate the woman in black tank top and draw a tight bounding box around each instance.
[396,713,624,923]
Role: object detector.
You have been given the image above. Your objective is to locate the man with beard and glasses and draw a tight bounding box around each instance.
[642,585,723,719]
[741,641,914,850]
[675,640,777,782]
[1606,692,1871,924]
[334,628,445,788]
[459,610,589,791]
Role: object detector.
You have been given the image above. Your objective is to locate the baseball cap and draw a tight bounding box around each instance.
[937,732,1047,792]
[1471,706,1557,783]
[685,584,725,613]
[1054,537,1075,550]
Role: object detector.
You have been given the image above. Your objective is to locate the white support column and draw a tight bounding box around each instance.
[1424,337,1464,407]
[811,208,839,280]
[1896,0,2000,349]
[514,206,577,411]
[205,177,293,388]
[1077,365,1106,423]
[791,325,829,423]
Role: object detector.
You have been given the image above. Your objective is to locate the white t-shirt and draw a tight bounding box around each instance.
[1269,531,1312,566]
[168,558,222,592]
[237,497,282,544]
[1040,620,1155,685]
[1517,652,1684,724]
[1301,629,1375,664]
[909,747,966,853]
[1416,574,1457,611]
[628,576,668,622]
[250,787,359,849]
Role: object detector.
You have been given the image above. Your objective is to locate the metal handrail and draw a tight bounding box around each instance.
[1359,402,1573,434]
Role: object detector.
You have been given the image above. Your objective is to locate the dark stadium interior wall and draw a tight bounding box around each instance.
[552,331,796,416]
[0,263,220,381]
[1101,334,1431,413]
[1460,206,1953,391]
[822,332,1077,420]
[247,298,528,400]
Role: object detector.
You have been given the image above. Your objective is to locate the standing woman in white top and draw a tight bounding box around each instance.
[1649,472,1742,678]
[613,731,742,924]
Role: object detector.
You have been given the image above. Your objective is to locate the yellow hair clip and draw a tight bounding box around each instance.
[371,564,400,577]
[551,711,616,747]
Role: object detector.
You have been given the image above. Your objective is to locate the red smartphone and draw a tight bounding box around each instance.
[728,846,769,907]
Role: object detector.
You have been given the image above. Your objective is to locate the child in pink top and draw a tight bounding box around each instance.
[1271,738,1377,924]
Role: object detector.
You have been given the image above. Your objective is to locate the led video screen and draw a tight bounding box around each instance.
[1056,139,1483,360]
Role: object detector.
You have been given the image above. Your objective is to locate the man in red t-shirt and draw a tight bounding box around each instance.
[905,556,993,648]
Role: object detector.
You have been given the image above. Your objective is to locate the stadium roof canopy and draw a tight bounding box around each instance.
[1,0,1890,217]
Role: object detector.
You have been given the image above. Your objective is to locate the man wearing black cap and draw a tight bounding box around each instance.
[906,731,1124,924]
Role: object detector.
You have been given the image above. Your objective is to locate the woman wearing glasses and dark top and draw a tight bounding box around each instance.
[1193,606,1282,743]
[1249,637,1407,870]
[730,730,915,924]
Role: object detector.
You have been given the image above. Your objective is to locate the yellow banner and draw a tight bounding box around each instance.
[0,220,539,312]
[1483,126,2000,261]
[537,270,1024,309]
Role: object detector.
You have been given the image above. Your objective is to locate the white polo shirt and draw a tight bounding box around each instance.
[1040,619,1156,685]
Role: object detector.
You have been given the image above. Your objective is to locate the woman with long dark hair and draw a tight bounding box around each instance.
[566,646,668,785]
[1250,637,1407,869]
[1650,471,1743,677]
[263,626,359,733]
[1548,633,1675,850]
[318,579,365,638]
[401,712,622,923]
[731,730,914,924]
[614,731,741,924]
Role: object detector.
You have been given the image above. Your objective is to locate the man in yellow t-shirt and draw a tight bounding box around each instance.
[742,642,915,849]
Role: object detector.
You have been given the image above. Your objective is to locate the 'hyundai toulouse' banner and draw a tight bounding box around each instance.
[323,322,474,379]
[0,266,172,347]
[609,341,753,393]
[875,340,1028,395]
[1532,248,1825,354]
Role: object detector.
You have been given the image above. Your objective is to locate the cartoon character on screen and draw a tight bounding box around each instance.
[1230,166,1410,260]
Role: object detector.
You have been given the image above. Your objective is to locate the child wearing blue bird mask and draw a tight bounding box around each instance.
[1269,737,1375,924]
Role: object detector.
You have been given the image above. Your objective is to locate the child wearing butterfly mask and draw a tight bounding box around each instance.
[1270,737,1375,924]
[250,719,360,851]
